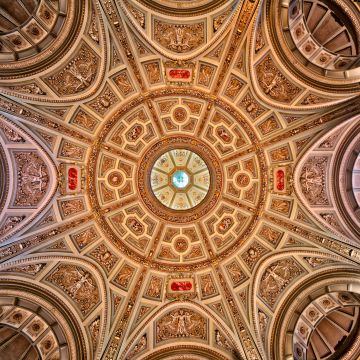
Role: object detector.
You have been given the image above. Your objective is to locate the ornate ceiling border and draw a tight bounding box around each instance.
[0,144,9,217]
[0,254,110,359]
[138,345,230,360]
[293,115,360,244]
[333,119,360,238]
[0,1,108,103]
[121,299,242,360]
[248,7,358,111]
[133,0,234,17]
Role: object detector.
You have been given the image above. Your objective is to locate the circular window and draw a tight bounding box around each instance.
[150,149,210,210]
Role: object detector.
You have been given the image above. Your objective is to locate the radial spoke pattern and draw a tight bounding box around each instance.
[151,149,210,210]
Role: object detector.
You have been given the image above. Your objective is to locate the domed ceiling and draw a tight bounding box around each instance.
[0,0,359,359]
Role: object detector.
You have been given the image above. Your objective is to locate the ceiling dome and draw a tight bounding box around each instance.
[1,1,360,359]
[0,283,88,359]
[0,326,40,360]
[0,0,40,34]
[267,0,360,88]
[288,0,360,71]
[293,292,360,360]
[0,0,84,77]
[302,0,358,56]
[88,90,265,272]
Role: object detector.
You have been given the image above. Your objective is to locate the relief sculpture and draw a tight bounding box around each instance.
[44,43,99,95]
[14,152,49,207]
[156,308,207,343]
[47,264,99,316]
[256,55,302,103]
[260,258,304,308]
[0,216,25,238]
[154,20,205,53]
[0,3,356,360]
[300,157,329,205]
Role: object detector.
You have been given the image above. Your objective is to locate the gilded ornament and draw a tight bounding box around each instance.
[226,260,246,286]
[89,244,119,273]
[156,308,207,342]
[239,91,266,120]
[113,72,135,96]
[46,264,99,316]
[44,43,99,96]
[200,273,217,298]
[144,62,162,84]
[256,55,302,103]
[88,86,119,115]
[300,157,329,205]
[13,152,49,207]
[154,20,205,53]
[260,258,305,308]
[60,198,85,217]
[198,64,215,87]
[145,276,163,299]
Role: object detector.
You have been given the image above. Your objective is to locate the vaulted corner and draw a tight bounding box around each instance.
[0,0,359,359]
[0,277,89,359]
[268,265,360,360]
[122,301,242,359]
[294,115,360,242]
[0,116,58,242]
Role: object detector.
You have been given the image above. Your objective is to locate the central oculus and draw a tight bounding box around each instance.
[150,149,210,210]
[172,170,189,189]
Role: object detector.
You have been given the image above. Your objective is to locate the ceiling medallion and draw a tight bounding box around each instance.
[138,136,222,223]
[150,149,211,210]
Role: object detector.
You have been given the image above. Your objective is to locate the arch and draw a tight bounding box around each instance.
[121,300,243,360]
[138,345,232,360]
[268,267,360,359]
[250,248,358,356]
[0,280,88,359]
[0,116,58,243]
[0,254,111,359]
[294,115,360,243]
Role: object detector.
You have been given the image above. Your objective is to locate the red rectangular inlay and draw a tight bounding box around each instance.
[169,69,191,79]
